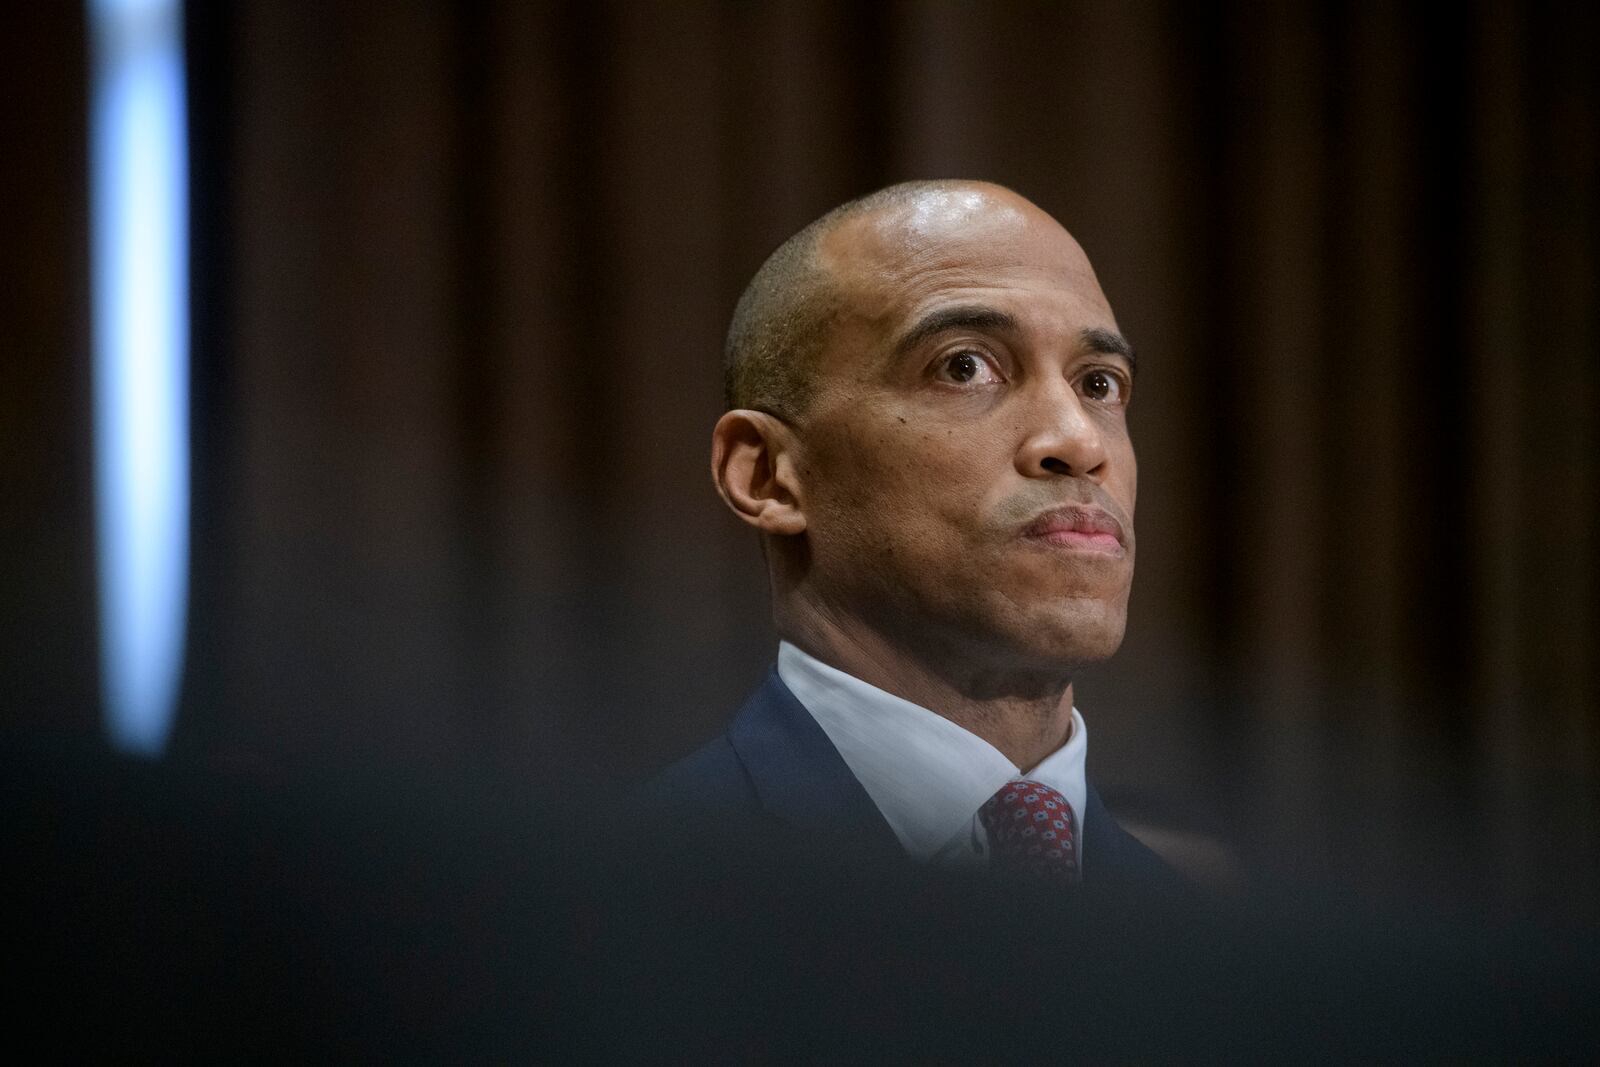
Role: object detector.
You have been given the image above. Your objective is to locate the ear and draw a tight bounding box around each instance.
[710,410,807,536]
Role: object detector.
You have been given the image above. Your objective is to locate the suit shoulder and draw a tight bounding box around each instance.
[639,734,760,816]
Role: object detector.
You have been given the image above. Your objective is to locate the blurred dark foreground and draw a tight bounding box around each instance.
[7,736,1597,1061]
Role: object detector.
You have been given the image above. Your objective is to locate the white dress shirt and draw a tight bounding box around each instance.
[777,641,1089,871]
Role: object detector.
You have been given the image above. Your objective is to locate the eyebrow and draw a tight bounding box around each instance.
[893,305,1139,375]
[892,305,1020,357]
[1082,327,1138,374]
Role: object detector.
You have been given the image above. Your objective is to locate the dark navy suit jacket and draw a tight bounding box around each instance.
[649,669,1184,894]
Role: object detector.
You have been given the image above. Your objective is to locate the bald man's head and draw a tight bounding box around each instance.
[724,179,1027,419]
[710,177,1136,692]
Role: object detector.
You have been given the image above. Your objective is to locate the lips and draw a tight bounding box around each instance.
[1021,506,1126,554]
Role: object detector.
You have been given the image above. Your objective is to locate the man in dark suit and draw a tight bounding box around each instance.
[600,182,1599,1061]
[652,179,1176,893]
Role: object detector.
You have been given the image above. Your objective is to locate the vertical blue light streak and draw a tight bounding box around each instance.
[89,0,189,756]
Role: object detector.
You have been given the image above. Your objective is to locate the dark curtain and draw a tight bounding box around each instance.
[5,1,1596,920]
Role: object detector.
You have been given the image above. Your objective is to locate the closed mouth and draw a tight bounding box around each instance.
[1020,506,1126,554]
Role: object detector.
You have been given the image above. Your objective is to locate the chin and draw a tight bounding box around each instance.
[1004,597,1128,669]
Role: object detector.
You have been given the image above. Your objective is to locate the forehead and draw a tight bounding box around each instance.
[817,188,1118,346]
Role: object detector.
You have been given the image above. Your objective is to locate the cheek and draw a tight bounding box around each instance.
[1119,451,1137,516]
[806,420,991,549]
[1100,424,1137,514]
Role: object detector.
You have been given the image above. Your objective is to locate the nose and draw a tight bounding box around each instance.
[1013,381,1107,481]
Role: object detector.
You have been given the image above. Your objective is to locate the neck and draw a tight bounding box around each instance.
[780,602,1076,771]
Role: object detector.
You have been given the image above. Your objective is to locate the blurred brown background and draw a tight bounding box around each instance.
[5,2,1596,921]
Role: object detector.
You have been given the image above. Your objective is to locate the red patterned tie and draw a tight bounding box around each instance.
[978,779,1080,884]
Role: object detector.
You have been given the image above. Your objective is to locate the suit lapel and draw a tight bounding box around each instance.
[726,670,902,855]
[1081,782,1118,864]
[1081,782,1188,893]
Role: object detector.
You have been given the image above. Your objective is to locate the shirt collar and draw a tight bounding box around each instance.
[776,641,1089,862]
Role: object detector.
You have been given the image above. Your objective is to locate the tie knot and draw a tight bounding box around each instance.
[978,779,1079,884]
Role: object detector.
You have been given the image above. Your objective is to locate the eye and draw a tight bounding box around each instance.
[934,349,1003,386]
[1078,368,1127,404]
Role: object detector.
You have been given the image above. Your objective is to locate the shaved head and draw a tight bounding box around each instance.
[709,177,1135,766]
[724,179,1029,419]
